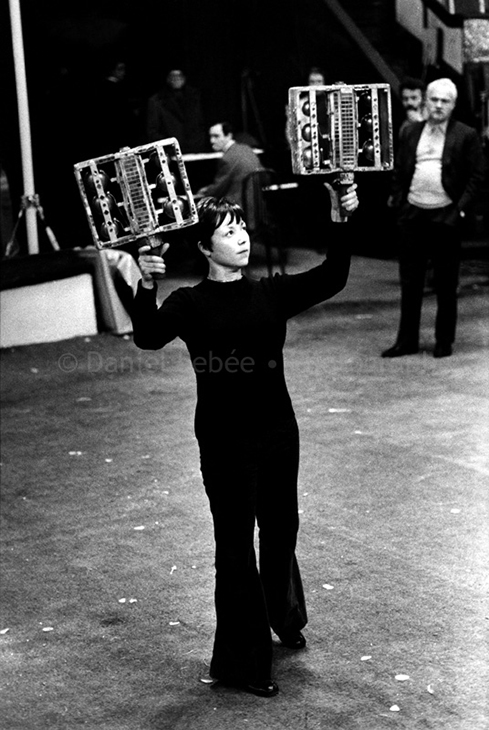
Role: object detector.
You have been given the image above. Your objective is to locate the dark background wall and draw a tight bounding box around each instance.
[9,2,395,137]
[0,0,411,251]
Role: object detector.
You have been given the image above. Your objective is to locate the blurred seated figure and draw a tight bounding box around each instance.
[145,68,207,152]
[195,121,263,210]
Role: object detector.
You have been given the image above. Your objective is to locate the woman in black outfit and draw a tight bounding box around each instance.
[131,186,359,697]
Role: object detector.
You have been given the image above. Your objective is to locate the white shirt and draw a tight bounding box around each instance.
[408,121,452,209]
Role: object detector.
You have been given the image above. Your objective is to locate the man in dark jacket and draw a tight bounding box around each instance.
[146,68,207,153]
[383,77,485,358]
[195,121,263,211]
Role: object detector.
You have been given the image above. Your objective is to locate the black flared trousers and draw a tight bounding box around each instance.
[198,417,307,685]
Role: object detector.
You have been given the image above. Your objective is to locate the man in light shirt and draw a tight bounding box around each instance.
[383,78,485,358]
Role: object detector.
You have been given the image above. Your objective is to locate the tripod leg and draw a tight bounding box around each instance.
[37,205,60,251]
[4,209,23,257]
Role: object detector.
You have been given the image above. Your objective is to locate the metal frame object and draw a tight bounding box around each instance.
[288,82,394,178]
[74,138,198,250]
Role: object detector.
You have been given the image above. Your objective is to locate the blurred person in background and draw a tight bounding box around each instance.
[146,68,207,153]
[399,76,427,134]
[94,57,139,154]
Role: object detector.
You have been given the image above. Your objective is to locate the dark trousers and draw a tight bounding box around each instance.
[198,417,307,684]
[396,205,462,348]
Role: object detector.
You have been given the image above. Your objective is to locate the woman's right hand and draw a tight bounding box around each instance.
[138,242,170,288]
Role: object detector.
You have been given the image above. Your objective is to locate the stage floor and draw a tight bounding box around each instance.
[1,250,488,730]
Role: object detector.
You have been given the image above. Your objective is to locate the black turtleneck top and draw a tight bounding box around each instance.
[131,234,351,439]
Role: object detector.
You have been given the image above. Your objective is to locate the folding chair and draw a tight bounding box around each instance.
[241,168,286,276]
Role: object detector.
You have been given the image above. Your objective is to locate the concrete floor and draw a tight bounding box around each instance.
[0,247,488,729]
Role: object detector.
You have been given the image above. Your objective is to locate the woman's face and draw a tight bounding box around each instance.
[208,214,250,269]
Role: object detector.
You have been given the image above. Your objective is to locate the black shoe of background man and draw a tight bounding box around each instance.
[381,343,419,358]
[433,343,453,358]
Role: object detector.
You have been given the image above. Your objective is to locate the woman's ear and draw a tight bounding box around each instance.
[197,241,211,258]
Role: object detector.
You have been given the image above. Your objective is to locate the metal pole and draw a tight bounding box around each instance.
[8,0,39,254]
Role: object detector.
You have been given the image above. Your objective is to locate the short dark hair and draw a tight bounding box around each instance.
[211,120,234,137]
[196,197,244,251]
[400,77,426,94]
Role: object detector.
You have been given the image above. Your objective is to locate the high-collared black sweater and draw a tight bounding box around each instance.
[131,233,351,439]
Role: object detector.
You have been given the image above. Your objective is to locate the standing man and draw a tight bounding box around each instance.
[146,68,207,153]
[195,121,263,210]
[398,77,427,135]
[382,78,485,359]
[94,58,138,155]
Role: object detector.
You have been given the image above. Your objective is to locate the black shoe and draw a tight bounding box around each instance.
[245,680,279,697]
[278,631,306,650]
[381,343,419,358]
[433,343,452,358]
[211,676,279,698]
